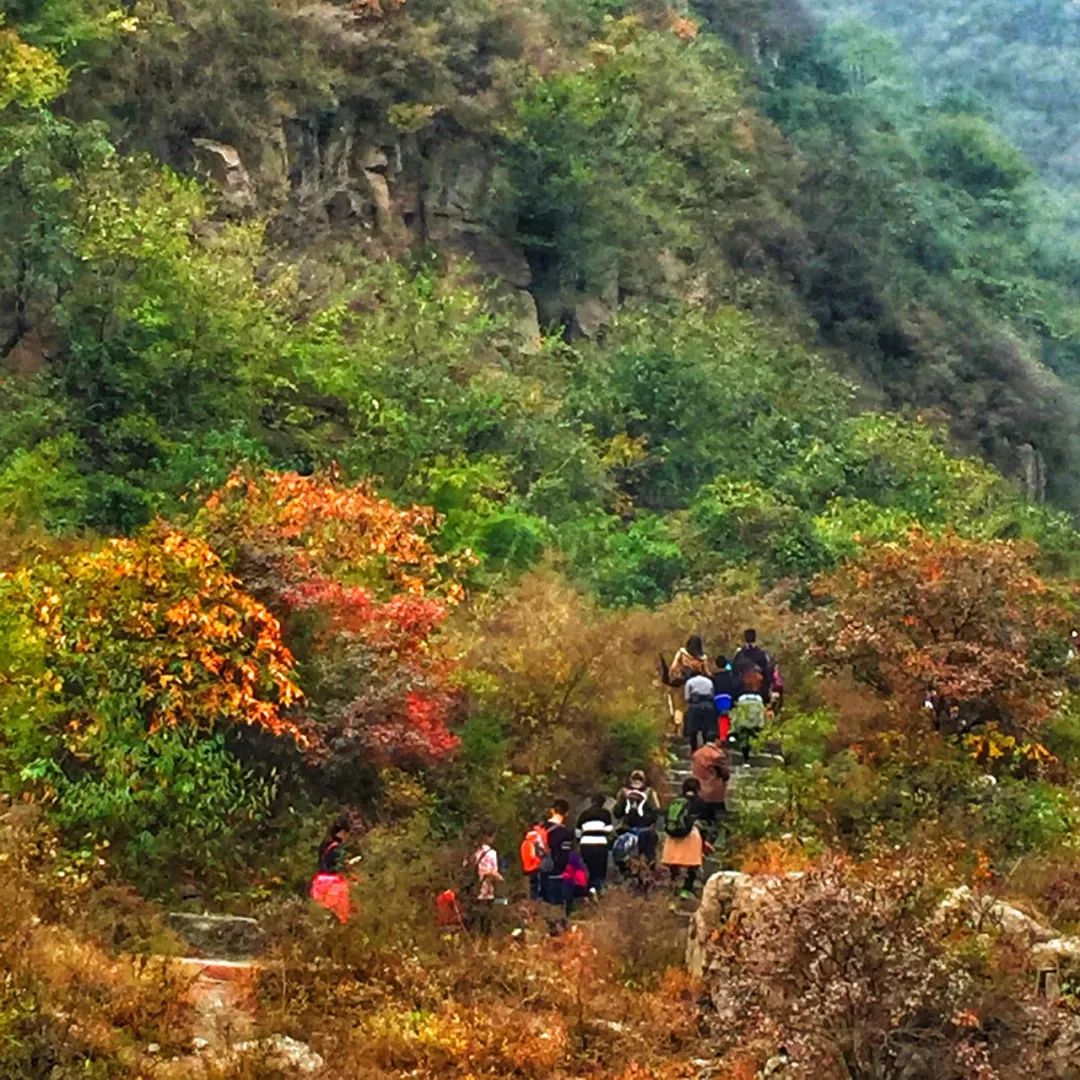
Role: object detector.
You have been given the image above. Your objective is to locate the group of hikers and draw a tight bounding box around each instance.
[666,628,782,761]
[311,629,779,935]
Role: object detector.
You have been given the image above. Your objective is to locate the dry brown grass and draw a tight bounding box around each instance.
[255,889,707,1078]
[0,813,193,1076]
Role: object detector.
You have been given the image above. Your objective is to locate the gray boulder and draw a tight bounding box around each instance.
[166,912,265,959]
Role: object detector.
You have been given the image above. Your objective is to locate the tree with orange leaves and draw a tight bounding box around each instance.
[808,530,1075,741]
[197,468,466,602]
[6,524,302,754]
[0,524,303,884]
[196,469,467,770]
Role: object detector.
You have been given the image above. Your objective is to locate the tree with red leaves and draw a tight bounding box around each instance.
[197,469,468,769]
[808,530,1074,742]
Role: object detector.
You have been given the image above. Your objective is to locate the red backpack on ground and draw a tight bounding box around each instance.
[435,889,464,928]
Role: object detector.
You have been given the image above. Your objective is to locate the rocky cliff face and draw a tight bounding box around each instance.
[191,114,551,342]
[187,94,649,348]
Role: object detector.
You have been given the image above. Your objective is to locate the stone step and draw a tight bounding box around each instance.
[167,912,265,960]
[173,957,258,1048]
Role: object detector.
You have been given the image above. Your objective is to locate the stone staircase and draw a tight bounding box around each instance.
[662,735,786,889]
[166,912,264,1049]
[663,735,784,811]
[153,912,325,1074]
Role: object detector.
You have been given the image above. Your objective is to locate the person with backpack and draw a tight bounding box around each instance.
[463,824,503,936]
[684,668,719,753]
[519,814,550,901]
[692,732,731,822]
[576,793,614,895]
[734,628,773,702]
[542,799,575,928]
[663,635,708,734]
[711,655,739,699]
[661,777,709,901]
[731,665,767,765]
[310,815,358,924]
[613,769,660,865]
[563,849,591,905]
[734,662,763,699]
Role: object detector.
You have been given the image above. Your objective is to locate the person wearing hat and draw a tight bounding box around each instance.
[613,769,661,864]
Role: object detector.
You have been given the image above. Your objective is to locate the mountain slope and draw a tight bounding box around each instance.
[1,0,1078,565]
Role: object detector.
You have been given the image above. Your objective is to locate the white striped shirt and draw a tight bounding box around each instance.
[577,815,614,846]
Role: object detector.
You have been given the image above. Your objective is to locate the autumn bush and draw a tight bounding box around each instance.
[197,469,467,778]
[0,524,303,889]
[808,530,1076,744]
[256,891,704,1079]
[0,813,192,1077]
[704,852,1053,1078]
[448,570,668,801]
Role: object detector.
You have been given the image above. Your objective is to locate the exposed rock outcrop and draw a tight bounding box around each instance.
[937,885,1056,942]
[166,911,266,959]
[690,870,1080,1006]
[1017,442,1047,503]
[227,1034,325,1074]
[687,870,803,978]
[192,139,257,214]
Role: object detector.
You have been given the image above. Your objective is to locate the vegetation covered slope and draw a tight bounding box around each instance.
[1,0,1079,834]
[2,0,1080,547]
[5,4,1080,1077]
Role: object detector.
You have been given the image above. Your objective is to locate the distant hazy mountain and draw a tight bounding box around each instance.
[800,0,1080,190]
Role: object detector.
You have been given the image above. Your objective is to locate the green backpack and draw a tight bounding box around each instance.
[732,693,766,734]
[664,797,694,838]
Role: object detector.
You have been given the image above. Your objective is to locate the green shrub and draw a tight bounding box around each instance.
[982,779,1080,856]
[458,714,510,773]
[767,708,837,767]
[1043,698,1080,772]
[604,712,660,783]
[25,729,277,895]
[561,512,685,607]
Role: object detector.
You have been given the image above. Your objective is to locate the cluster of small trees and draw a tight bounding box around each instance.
[0,469,464,884]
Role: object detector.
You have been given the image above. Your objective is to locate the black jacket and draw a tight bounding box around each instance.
[613,788,659,828]
[734,645,773,700]
[317,838,347,874]
[711,669,739,700]
[544,819,573,874]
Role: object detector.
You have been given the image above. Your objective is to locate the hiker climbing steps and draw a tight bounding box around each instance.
[664,733,787,896]
[663,735,784,813]
[307,626,793,934]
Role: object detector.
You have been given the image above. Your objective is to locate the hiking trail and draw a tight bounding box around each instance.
[663,734,786,895]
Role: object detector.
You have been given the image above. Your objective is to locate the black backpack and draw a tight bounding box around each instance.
[622,789,658,827]
[457,845,487,898]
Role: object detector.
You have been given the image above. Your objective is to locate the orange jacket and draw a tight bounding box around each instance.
[519,825,549,874]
